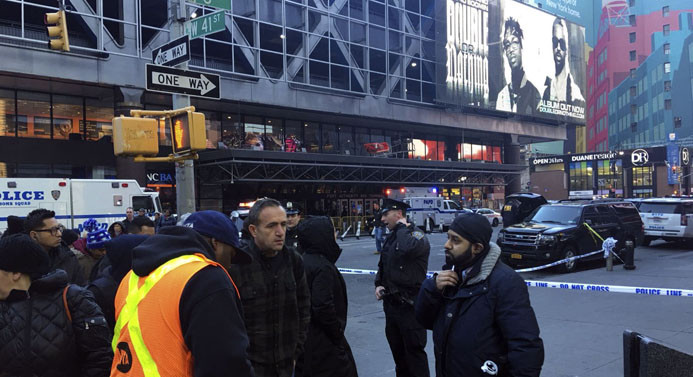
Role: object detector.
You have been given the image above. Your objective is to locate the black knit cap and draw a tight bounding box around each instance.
[4,216,25,236]
[0,233,50,278]
[449,213,492,247]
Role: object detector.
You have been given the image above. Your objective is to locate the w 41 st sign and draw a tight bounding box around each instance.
[185,11,225,40]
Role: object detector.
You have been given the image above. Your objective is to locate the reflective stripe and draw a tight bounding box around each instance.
[112,254,205,377]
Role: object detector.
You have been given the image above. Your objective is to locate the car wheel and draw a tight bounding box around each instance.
[558,245,578,273]
[642,236,653,247]
[492,218,499,227]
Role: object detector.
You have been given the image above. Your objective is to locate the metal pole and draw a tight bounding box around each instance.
[171,0,196,216]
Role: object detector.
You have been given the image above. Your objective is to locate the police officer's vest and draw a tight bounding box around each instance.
[110,253,238,377]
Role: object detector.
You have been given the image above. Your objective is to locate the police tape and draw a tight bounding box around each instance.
[337,268,693,297]
[524,280,693,297]
[513,249,603,273]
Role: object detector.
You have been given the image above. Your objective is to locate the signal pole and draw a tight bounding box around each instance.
[172,0,196,216]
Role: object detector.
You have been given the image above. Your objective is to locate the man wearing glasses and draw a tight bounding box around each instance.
[543,17,585,106]
[496,17,541,116]
[25,209,86,285]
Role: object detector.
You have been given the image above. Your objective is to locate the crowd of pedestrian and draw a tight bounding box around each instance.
[0,198,545,377]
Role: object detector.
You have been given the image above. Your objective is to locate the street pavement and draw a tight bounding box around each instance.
[336,228,693,377]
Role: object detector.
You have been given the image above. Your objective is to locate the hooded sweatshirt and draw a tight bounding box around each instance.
[295,217,358,377]
[123,226,254,377]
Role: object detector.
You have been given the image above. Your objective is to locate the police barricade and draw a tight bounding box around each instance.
[330,217,342,235]
[338,216,366,239]
[624,330,693,377]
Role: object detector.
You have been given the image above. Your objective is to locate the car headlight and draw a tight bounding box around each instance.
[536,234,556,244]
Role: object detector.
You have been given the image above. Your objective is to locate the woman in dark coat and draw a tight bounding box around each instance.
[295,216,358,377]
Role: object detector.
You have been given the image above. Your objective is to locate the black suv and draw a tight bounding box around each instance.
[498,199,644,273]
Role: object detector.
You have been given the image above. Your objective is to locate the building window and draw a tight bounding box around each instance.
[632,167,653,188]
[629,0,635,6]
[663,24,670,36]
[17,91,50,139]
[665,99,672,110]
[629,32,636,43]
[629,15,636,26]
[630,68,636,78]
[664,43,670,55]
[631,104,637,114]
[664,80,671,91]
[631,122,637,132]
[0,89,16,137]
[664,62,671,73]
[629,50,636,61]
[675,117,682,128]
[662,6,669,17]
[630,86,637,96]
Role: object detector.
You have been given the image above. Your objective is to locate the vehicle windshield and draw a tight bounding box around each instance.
[448,201,461,210]
[639,202,682,214]
[527,205,581,224]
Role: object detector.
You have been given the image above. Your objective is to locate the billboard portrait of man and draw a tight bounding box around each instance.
[495,18,541,116]
[543,17,585,107]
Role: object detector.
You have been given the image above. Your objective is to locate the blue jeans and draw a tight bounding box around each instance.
[375,226,385,252]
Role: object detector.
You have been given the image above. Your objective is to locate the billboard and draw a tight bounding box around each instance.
[437,0,587,125]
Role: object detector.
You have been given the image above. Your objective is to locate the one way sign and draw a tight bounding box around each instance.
[146,64,220,99]
[152,35,190,67]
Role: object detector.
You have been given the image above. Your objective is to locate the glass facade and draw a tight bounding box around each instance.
[0,89,113,141]
[569,161,593,191]
[184,109,504,162]
[184,0,437,103]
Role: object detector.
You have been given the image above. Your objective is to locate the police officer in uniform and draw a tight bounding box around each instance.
[374,199,430,377]
[285,202,302,251]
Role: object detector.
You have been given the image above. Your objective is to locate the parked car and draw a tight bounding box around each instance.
[475,208,503,227]
[498,199,644,273]
[638,198,693,246]
[500,193,547,227]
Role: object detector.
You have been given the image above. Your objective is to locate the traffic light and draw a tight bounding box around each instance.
[112,116,159,156]
[170,111,206,154]
[45,10,70,51]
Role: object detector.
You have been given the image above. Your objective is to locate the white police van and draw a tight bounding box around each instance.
[403,197,471,231]
[638,198,693,246]
[0,178,161,231]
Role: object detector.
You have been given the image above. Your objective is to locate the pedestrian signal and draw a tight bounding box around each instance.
[45,10,70,51]
[112,116,159,157]
[170,111,206,154]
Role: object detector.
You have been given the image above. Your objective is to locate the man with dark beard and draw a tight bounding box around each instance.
[496,17,541,115]
[415,213,544,377]
[543,17,585,106]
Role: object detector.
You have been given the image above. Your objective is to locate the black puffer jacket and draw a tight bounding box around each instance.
[0,269,113,377]
[415,244,544,377]
[294,216,357,377]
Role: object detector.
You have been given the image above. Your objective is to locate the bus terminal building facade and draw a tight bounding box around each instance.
[530,146,693,200]
[0,0,583,214]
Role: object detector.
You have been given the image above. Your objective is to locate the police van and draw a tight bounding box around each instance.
[0,178,161,231]
[403,197,471,231]
[638,198,693,246]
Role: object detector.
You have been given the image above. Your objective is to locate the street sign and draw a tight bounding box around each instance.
[146,64,220,99]
[151,35,190,67]
[187,0,231,10]
[185,11,225,40]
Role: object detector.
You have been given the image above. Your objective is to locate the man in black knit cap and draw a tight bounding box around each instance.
[415,213,544,377]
